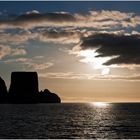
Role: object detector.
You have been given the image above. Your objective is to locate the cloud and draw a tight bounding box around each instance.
[0,10,139,29]
[0,45,26,59]
[74,32,140,66]
[0,29,37,45]
[38,29,82,44]
[1,10,140,46]
[26,10,40,15]
[11,48,27,56]
[3,58,32,63]
[28,62,53,70]
[88,10,133,21]
[4,57,53,70]
[0,45,12,59]
[39,72,140,81]
[0,28,84,45]
[74,10,135,28]
[0,11,76,29]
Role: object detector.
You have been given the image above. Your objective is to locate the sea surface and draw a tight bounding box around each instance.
[0,103,140,139]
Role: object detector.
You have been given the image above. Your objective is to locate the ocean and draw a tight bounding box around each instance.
[0,103,140,139]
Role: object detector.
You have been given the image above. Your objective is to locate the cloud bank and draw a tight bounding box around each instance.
[1,9,140,75]
[0,10,139,29]
[39,72,140,81]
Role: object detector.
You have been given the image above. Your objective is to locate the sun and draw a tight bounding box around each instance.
[79,49,111,75]
[101,68,110,75]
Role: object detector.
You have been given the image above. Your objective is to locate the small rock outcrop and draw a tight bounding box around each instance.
[39,89,61,103]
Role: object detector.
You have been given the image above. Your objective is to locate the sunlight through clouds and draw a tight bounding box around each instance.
[70,49,111,75]
[101,68,110,75]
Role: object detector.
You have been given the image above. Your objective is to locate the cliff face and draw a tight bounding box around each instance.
[9,72,39,96]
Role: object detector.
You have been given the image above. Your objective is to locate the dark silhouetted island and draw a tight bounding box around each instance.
[0,72,61,103]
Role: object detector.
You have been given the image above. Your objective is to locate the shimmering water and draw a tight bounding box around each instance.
[0,103,140,138]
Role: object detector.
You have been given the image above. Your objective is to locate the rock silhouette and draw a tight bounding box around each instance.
[39,89,61,103]
[0,77,7,95]
[9,72,39,96]
[0,77,8,103]
[0,72,61,103]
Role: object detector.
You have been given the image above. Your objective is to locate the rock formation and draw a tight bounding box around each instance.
[9,72,39,96]
[2,71,61,103]
[39,89,61,103]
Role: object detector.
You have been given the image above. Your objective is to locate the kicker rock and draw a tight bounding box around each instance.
[9,72,39,97]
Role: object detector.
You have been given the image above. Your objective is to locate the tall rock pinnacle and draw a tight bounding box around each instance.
[9,72,39,97]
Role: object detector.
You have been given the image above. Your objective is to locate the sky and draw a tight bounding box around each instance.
[0,1,140,102]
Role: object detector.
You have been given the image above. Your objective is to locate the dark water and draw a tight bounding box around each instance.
[0,103,140,138]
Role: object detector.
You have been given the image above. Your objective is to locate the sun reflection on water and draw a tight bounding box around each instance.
[91,102,110,108]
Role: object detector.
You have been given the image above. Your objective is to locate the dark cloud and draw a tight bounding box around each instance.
[41,29,82,39]
[15,12,76,22]
[37,28,82,43]
[80,33,140,65]
[0,12,76,28]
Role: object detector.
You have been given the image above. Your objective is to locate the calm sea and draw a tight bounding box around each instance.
[0,103,140,139]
